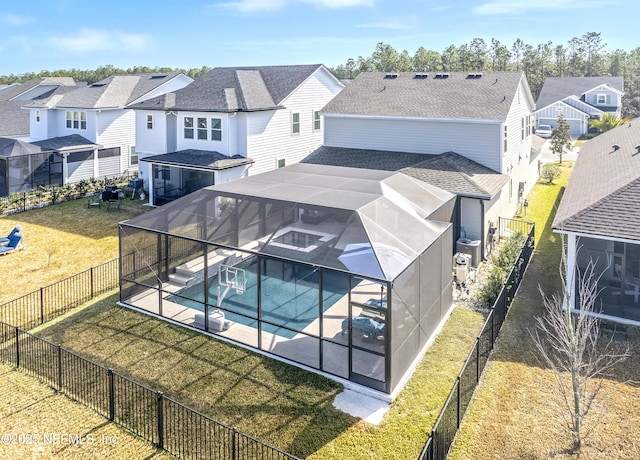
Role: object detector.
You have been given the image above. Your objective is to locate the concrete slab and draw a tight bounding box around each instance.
[333,389,390,425]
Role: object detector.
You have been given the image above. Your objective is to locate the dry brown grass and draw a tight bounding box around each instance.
[0,198,149,304]
[449,163,640,459]
[0,364,172,460]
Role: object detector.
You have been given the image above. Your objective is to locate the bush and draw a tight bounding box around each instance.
[540,163,561,184]
[478,232,527,306]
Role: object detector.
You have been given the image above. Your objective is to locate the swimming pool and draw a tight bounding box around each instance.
[167,257,348,339]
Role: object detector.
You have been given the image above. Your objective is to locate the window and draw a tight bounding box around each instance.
[313,111,321,131]
[526,115,531,137]
[597,94,606,104]
[146,115,153,130]
[211,118,222,141]
[292,112,300,134]
[184,117,194,139]
[503,125,508,152]
[65,111,87,130]
[36,110,40,123]
[98,147,120,159]
[197,118,208,140]
[277,158,286,168]
[521,117,525,140]
[130,146,138,166]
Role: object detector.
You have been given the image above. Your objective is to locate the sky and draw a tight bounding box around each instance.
[1,0,638,75]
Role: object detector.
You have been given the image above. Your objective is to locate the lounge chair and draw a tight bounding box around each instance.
[341,315,385,340]
[0,226,21,246]
[0,233,23,255]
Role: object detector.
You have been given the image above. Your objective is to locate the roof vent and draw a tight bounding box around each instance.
[635,144,640,153]
[384,73,399,79]
[150,75,167,79]
[612,144,621,151]
[434,73,449,79]
[414,72,429,79]
[467,72,483,79]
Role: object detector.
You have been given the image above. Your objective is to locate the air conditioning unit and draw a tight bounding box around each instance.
[453,252,472,282]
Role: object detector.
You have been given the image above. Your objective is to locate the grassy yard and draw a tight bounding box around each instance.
[0,197,148,304]
[2,187,486,458]
[449,163,640,459]
[0,364,172,460]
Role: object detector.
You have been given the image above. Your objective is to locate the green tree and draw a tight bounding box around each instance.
[550,116,574,163]
[511,38,525,71]
[588,113,632,133]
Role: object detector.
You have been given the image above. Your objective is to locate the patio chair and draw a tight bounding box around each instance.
[341,315,385,340]
[0,226,21,246]
[0,233,23,255]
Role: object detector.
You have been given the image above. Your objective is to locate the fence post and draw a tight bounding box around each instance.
[108,369,115,421]
[157,391,164,449]
[476,337,480,383]
[90,267,95,298]
[57,344,63,391]
[14,326,19,368]
[232,427,237,460]
[456,376,461,428]
[39,287,45,325]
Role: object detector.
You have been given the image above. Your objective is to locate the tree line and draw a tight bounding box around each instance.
[328,32,640,118]
[2,32,639,117]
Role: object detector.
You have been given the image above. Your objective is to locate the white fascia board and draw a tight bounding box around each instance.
[552,228,640,245]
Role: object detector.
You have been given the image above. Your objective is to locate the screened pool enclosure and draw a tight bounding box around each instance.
[119,164,456,395]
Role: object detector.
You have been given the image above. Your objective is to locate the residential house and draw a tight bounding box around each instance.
[552,119,640,325]
[306,71,538,263]
[20,73,193,188]
[129,64,345,206]
[534,76,624,138]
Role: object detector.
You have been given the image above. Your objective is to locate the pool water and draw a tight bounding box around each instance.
[168,258,348,339]
[272,230,322,248]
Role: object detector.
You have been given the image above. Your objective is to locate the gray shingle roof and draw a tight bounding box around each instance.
[0,100,30,137]
[141,149,254,170]
[536,76,624,109]
[320,71,528,120]
[30,73,183,109]
[552,119,640,240]
[129,64,326,112]
[302,146,506,198]
[0,77,76,101]
[31,134,98,151]
[400,152,509,198]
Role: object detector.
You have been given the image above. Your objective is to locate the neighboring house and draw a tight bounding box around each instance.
[552,119,640,325]
[309,71,538,263]
[21,73,193,187]
[129,65,345,206]
[0,78,79,140]
[534,76,624,138]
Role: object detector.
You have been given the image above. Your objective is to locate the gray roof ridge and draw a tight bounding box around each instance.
[233,69,249,111]
[434,151,492,195]
[554,177,640,228]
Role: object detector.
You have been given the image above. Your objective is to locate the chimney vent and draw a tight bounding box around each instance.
[612,144,621,151]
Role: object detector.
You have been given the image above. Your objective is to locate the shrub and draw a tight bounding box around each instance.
[478,232,527,306]
[540,163,561,184]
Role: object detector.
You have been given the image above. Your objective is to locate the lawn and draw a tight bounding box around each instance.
[0,197,149,304]
[2,188,485,458]
[0,364,172,460]
[449,163,640,459]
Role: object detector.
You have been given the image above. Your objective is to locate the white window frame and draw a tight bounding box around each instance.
[184,117,194,139]
[146,114,153,130]
[211,118,222,141]
[130,146,138,166]
[276,158,286,168]
[291,112,300,135]
[197,117,208,140]
[36,110,40,123]
[597,94,607,105]
[313,111,321,131]
[65,110,87,130]
[503,125,508,153]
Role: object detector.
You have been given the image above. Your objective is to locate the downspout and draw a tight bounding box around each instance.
[480,199,486,262]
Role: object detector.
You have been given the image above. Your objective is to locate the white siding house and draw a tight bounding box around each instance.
[131,65,344,206]
[21,73,193,187]
[308,71,537,263]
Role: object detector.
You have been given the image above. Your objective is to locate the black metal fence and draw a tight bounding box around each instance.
[418,217,535,460]
[0,321,298,460]
[0,259,119,330]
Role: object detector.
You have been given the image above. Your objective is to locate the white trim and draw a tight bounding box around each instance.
[321,113,503,124]
[582,83,624,97]
[553,229,640,246]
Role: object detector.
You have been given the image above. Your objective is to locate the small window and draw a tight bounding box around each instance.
[521,117,525,141]
[73,112,79,129]
[597,94,606,104]
[146,114,153,130]
[211,118,222,141]
[184,117,194,139]
[130,146,138,166]
[36,110,40,123]
[66,111,71,128]
[292,112,300,134]
[80,112,87,130]
[313,111,321,131]
[503,125,508,153]
[277,158,286,168]
[197,117,207,140]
